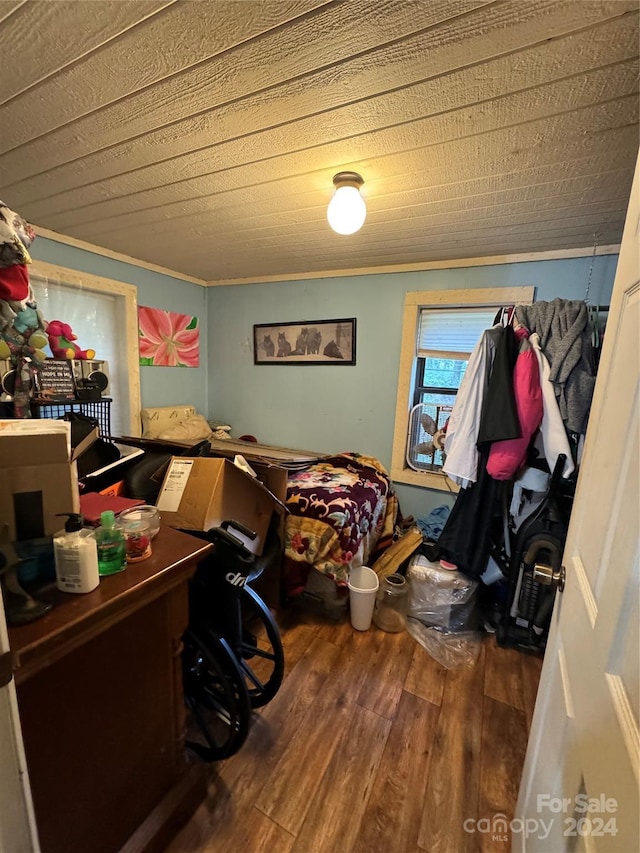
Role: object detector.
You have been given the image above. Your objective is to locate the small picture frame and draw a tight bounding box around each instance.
[36,358,77,400]
[253,318,356,365]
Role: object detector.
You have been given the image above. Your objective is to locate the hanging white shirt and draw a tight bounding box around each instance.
[443,329,494,488]
[529,332,575,478]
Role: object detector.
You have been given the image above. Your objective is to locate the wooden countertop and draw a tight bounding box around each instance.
[9,525,212,684]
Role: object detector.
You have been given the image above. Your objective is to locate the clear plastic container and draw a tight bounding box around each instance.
[373,573,409,632]
[117,505,161,539]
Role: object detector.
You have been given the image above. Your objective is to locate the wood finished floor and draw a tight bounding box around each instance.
[167,605,543,853]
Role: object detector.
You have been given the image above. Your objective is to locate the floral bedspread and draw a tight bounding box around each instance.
[283,452,398,594]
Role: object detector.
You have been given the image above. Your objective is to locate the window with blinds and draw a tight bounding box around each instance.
[392,286,533,489]
[417,308,497,357]
[409,307,496,472]
[32,278,129,437]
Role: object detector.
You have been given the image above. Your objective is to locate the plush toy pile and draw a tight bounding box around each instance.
[0,201,96,417]
[46,320,96,360]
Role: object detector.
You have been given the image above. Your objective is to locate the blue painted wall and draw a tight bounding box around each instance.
[31,237,209,413]
[207,255,617,519]
[30,235,618,519]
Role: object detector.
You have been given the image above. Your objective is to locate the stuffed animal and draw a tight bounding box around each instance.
[0,328,47,363]
[0,285,48,366]
[3,286,46,332]
[13,304,41,336]
[0,262,29,302]
[46,320,96,360]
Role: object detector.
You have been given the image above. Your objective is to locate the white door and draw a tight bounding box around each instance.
[515,153,640,851]
[0,590,40,852]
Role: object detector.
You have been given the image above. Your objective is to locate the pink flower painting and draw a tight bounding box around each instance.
[138,306,199,367]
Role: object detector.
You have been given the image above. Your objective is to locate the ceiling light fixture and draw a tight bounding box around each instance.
[327,171,366,235]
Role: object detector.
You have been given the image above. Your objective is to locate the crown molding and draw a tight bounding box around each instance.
[34,226,208,287]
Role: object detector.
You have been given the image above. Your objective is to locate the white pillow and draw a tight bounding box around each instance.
[140,405,196,439]
[157,414,213,441]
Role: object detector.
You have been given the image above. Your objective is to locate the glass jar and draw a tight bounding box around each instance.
[123,519,153,563]
[117,505,161,539]
[373,573,409,632]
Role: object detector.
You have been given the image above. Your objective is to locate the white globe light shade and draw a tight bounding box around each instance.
[327,182,366,235]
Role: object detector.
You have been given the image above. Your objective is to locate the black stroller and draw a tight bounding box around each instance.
[495,454,576,653]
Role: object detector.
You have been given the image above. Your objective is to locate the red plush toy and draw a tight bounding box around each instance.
[46,319,96,360]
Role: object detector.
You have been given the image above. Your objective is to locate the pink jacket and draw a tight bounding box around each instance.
[487,329,543,480]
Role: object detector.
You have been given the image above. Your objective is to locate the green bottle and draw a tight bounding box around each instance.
[95,510,126,575]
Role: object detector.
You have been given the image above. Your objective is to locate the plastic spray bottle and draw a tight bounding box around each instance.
[95,510,127,576]
[53,513,100,593]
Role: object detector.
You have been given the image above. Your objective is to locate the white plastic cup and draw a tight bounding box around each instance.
[347,566,380,631]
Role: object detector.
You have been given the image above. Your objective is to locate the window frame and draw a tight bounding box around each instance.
[390,286,535,492]
[30,260,142,437]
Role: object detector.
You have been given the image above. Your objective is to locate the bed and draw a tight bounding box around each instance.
[280,452,399,603]
[129,410,400,613]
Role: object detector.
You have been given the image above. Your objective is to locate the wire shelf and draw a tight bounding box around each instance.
[31,398,112,439]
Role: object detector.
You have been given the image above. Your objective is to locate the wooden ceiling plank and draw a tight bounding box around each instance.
[202,245,619,285]
[12,16,639,215]
[99,181,632,251]
[199,227,625,269]
[132,229,627,281]
[67,149,634,240]
[72,200,626,278]
[38,59,638,225]
[149,230,626,281]
[170,213,633,260]
[301,229,626,263]
[0,1,26,27]
[0,0,173,106]
[137,204,629,258]
[0,0,334,154]
[0,0,473,157]
[2,0,633,188]
[77,168,630,250]
[42,92,638,233]
[62,122,638,256]
[4,1,635,280]
[192,234,621,278]
[58,127,637,255]
[349,168,635,214]
[77,194,628,261]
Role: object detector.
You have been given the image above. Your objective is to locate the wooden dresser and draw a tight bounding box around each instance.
[8,526,212,853]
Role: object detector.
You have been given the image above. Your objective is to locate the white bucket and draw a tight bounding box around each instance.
[347,566,379,631]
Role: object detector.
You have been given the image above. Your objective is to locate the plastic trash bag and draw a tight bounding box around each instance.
[407,555,478,631]
[406,619,482,669]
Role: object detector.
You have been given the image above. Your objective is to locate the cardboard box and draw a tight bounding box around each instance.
[156,456,285,555]
[0,420,96,541]
[249,460,288,505]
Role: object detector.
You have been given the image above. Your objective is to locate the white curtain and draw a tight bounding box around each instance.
[32,278,128,437]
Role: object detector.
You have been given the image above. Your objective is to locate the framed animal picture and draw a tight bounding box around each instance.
[253,318,356,365]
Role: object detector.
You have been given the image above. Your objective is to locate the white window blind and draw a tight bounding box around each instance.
[32,279,128,437]
[417,308,497,356]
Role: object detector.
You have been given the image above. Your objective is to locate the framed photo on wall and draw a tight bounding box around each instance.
[253,318,356,365]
